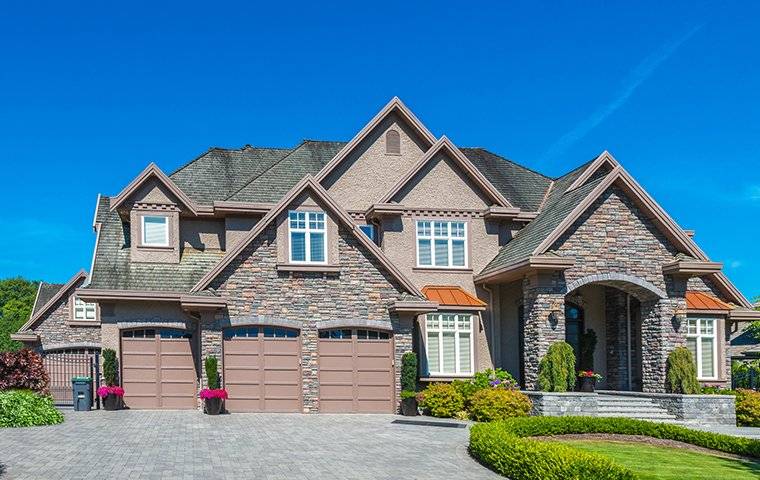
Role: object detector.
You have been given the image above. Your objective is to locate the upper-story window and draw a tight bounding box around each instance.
[386,129,401,155]
[289,211,326,263]
[416,220,467,268]
[359,224,377,244]
[686,318,717,379]
[141,215,169,247]
[73,297,97,321]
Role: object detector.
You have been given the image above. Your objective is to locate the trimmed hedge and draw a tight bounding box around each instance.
[469,389,531,422]
[417,383,464,417]
[0,390,64,428]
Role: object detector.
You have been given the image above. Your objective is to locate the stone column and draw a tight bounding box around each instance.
[640,281,686,392]
[522,272,567,390]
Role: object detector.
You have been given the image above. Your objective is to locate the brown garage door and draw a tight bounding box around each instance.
[121,328,198,409]
[318,328,394,413]
[223,326,302,412]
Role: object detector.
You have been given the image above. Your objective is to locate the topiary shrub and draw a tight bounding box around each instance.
[469,388,532,422]
[537,342,576,392]
[204,356,220,390]
[102,348,118,386]
[400,352,417,393]
[0,390,64,428]
[0,349,49,394]
[736,389,760,427]
[417,383,464,418]
[665,346,699,394]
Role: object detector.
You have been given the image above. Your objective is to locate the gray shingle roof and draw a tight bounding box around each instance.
[33,283,64,315]
[460,148,552,211]
[481,176,606,274]
[88,196,225,292]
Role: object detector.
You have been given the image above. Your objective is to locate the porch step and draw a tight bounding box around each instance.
[595,393,679,422]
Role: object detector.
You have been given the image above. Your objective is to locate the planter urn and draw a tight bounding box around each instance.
[400,397,418,416]
[580,377,597,393]
[205,397,224,415]
[103,393,122,411]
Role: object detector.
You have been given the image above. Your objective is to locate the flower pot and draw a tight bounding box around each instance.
[103,393,121,411]
[204,397,224,415]
[400,397,418,416]
[580,377,597,393]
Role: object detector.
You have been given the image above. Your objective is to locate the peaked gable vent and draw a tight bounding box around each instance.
[386,129,401,155]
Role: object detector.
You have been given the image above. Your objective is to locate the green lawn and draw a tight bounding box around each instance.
[559,440,760,480]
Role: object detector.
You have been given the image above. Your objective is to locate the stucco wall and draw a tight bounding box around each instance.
[207,218,414,412]
[181,218,225,251]
[323,112,428,211]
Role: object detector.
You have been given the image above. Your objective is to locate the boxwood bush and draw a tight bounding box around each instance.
[0,390,64,428]
[736,389,760,427]
[469,389,531,422]
[417,383,464,417]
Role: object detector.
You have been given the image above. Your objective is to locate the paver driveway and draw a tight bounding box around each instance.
[0,410,500,479]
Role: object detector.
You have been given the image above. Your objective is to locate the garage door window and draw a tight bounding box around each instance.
[425,313,473,376]
[264,327,298,338]
[122,329,155,338]
[357,329,390,340]
[319,329,352,339]
[160,330,192,339]
[224,327,259,339]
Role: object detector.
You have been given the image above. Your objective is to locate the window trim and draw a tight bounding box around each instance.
[415,220,468,269]
[72,297,97,322]
[140,215,170,247]
[686,317,718,380]
[288,210,328,265]
[423,312,475,377]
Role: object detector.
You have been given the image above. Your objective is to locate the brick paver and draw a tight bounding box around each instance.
[0,410,500,479]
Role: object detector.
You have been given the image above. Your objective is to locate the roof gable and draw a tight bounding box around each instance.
[192,176,423,297]
[315,97,437,184]
[378,136,513,208]
[110,163,199,214]
[18,270,87,332]
[566,151,619,192]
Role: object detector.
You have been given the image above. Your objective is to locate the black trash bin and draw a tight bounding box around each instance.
[72,376,92,412]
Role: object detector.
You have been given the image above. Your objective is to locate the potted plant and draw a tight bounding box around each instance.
[100,348,123,410]
[201,356,227,415]
[399,352,418,416]
[577,370,603,392]
[98,385,125,410]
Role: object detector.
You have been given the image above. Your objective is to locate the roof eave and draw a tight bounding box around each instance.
[474,255,575,284]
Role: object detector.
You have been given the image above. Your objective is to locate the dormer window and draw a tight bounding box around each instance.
[289,211,326,263]
[385,129,401,155]
[142,215,169,247]
[73,297,97,321]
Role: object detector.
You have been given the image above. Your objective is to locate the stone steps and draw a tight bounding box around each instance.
[596,394,678,422]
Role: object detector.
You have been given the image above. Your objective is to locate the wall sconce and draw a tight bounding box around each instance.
[548,309,561,329]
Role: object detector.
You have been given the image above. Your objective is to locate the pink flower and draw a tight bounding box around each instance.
[97,386,125,397]
[199,388,228,400]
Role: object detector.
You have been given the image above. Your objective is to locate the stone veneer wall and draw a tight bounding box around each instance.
[29,282,102,351]
[525,391,598,417]
[208,222,413,413]
[521,272,566,390]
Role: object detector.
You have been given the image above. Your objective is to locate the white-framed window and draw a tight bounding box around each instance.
[425,313,473,376]
[416,220,467,268]
[288,210,326,263]
[686,318,717,379]
[141,215,169,247]
[359,224,377,244]
[73,297,97,321]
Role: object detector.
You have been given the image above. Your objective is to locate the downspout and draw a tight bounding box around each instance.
[626,293,632,391]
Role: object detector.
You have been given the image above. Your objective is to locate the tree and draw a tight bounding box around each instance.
[0,277,39,352]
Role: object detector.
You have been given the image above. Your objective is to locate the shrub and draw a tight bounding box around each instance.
[665,347,699,394]
[417,383,464,417]
[452,379,480,407]
[0,349,49,394]
[205,356,220,390]
[736,389,760,427]
[0,390,64,428]
[400,390,417,400]
[537,342,575,392]
[469,422,635,480]
[400,352,417,393]
[102,348,118,386]
[732,360,760,390]
[472,368,518,390]
[579,328,597,371]
[469,389,532,422]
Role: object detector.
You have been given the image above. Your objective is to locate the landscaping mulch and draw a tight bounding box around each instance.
[535,433,752,461]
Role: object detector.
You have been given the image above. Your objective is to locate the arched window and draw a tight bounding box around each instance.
[385,129,401,154]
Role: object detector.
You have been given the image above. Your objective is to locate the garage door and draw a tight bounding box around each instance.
[318,328,394,413]
[121,328,198,409]
[223,326,302,412]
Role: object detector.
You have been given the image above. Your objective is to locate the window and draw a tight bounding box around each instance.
[289,211,326,263]
[425,313,473,375]
[122,329,156,338]
[159,329,192,339]
[416,220,467,268]
[224,327,259,340]
[263,327,298,338]
[73,297,97,321]
[141,215,169,247]
[686,318,717,379]
[359,224,377,244]
[318,329,352,339]
[357,329,390,340]
[386,129,401,154]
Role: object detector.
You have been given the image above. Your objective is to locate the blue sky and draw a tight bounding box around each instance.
[1,1,758,298]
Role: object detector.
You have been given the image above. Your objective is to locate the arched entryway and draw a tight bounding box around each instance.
[564,273,666,391]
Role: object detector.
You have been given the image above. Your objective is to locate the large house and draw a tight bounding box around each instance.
[14,98,760,412]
